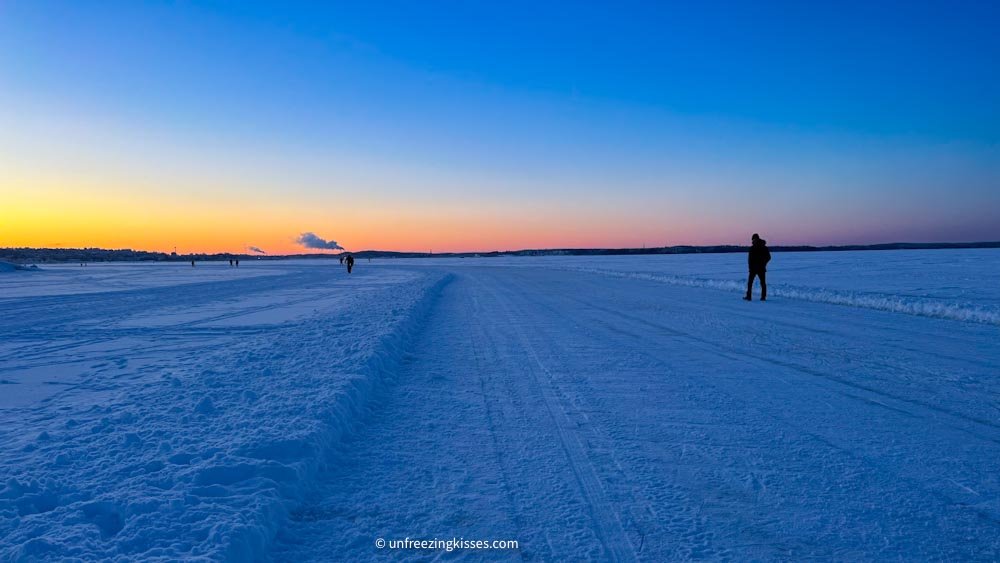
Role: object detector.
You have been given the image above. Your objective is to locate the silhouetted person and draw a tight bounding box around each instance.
[339,256,344,265]
[346,254,355,274]
[229,259,233,267]
[744,233,770,301]
[191,260,196,267]
[235,259,239,267]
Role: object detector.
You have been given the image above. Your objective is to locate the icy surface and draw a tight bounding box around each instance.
[0,261,286,298]
[399,248,1000,325]
[2,250,1000,560]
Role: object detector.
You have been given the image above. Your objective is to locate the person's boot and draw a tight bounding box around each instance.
[743,294,752,301]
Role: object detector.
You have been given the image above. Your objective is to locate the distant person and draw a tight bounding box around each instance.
[229,259,233,267]
[339,256,344,265]
[191,260,195,267]
[744,233,771,301]
[346,254,355,274]
[235,259,239,267]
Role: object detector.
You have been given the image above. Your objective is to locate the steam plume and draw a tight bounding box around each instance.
[296,232,343,251]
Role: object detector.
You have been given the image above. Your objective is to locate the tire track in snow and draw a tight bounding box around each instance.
[271,275,524,561]
[465,287,532,549]
[491,281,729,559]
[524,269,1000,441]
[532,272,1000,552]
[593,301,1000,531]
[504,272,798,558]
[581,296,1000,439]
[473,275,638,562]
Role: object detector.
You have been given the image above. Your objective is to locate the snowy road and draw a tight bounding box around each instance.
[275,265,1000,560]
[2,255,999,560]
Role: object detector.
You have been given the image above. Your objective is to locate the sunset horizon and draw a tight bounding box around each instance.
[3,2,999,254]
[3,2,1000,560]
[5,235,1000,257]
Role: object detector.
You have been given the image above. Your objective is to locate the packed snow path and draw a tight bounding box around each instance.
[275,265,1000,560]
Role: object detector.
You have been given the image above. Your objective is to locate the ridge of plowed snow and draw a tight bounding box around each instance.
[0,268,452,560]
[571,268,1000,325]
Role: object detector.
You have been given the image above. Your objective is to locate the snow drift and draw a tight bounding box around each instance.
[0,261,38,273]
[0,268,452,560]
[572,268,1000,326]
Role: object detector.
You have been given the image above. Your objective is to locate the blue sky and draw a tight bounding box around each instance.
[1,1,998,252]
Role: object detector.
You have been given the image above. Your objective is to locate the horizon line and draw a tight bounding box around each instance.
[4,240,1000,258]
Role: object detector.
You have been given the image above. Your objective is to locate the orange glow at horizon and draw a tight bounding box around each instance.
[2,179,726,254]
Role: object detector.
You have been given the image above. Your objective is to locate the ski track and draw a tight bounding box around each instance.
[273,265,1000,561]
[2,257,1000,561]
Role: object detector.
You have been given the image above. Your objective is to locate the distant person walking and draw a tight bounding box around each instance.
[346,254,355,274]
[235,259,239,267]
[191,260,196,267]
[744,233,770,301]
[229,259,233,267]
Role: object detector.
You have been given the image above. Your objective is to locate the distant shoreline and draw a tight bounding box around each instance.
[2,241,999,264]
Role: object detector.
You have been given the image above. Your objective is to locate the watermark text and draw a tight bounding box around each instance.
[375,537,519,552]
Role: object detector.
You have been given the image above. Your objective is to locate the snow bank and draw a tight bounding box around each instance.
[573,268,1000,326]
[0,270,453,561]
[0,261,38,273]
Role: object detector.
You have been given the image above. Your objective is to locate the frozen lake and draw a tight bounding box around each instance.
[1,250,999,560]
[398,248,1000,324]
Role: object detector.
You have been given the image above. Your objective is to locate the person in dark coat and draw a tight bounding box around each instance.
[346,254,355,274]
[744,233,771,301]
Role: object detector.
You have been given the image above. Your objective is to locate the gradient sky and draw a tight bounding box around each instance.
[2,1,999,253]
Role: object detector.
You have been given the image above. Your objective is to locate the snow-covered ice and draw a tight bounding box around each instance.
[2,250,999,560]
[1,262,450,560]
[0,261,38,275]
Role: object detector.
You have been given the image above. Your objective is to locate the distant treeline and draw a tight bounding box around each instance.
[3,241,999,264]
[493,241,1000,257]
[352,241,1000,259]
[0,248,272,264]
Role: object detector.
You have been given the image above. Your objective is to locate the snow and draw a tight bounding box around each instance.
[1,261,451,560]
[399,248,1000,325]
[2,251,999,560]
[0,261,39,274]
